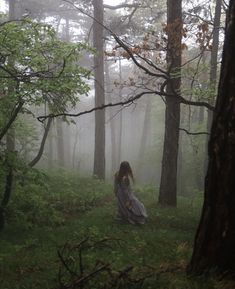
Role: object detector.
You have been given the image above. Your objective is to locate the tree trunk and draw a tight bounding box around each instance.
[63,17,71,168]
[0,0,17,231]
[6,0,17,152]
[188,0,235,274]
[205,0,222,171]
[56,118,65,167]
[72,127,79,169]
[117,58,123,166]
[0,166,13,231]
[105,60,117,174]
[47,122,54,168]
[158,0,182,206]
[93,0,105,179]
[138,97,151,159]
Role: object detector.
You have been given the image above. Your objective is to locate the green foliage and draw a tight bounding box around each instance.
[4,169,110,229]
[0,179,227,289]
[0,16,94,226]
[0,16,92,137]
[4,168,60,229]
[45,169,111,214]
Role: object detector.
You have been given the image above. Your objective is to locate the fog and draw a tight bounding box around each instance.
[1,0,222,194]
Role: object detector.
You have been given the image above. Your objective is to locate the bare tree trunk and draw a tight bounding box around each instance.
[188,0,235,274]
[72,127,79,169]
[139,97,151,159]
[177,128,183,195]
[205,0,222,171]
[56,118,65,167]
[63,17,71,168]
[117,58,123,165]
[93,0,105,179]
[47,121,54,168]
[158,0,182,206]
[105,61,117,174]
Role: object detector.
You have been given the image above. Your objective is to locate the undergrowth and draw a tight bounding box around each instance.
[0,169,233,289]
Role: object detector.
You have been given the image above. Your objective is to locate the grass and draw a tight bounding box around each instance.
[0,171,231,289]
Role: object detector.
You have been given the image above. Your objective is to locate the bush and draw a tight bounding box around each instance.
[5,168,112,229]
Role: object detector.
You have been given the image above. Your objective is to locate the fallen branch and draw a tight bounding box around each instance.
[55,236,154,289]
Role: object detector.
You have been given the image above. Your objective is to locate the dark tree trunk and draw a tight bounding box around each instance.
[0,0,17,231]
[188,0,235,274]
[5,0,17,151]
[158,0,182,206]
[93,0,105,179]
[0,166,13,231]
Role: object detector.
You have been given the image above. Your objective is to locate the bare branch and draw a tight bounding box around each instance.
[104,3,144,10]
[37,88,214,123]
[179,127,209,136]
[178,96,214,111]
[37,91,153,122]
[28,117,53,167]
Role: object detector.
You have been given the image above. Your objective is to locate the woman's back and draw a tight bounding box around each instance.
[114,161,147,224]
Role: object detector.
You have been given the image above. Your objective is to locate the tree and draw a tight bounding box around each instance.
[93,0,105,179]
[204,0,223,172]
[0,17,91,229]
[188,0,235,274]
[105,60,118,174]
[158,0,182,206]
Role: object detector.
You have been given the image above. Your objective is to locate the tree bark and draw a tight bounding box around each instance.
[93,0,105,179]
[158,0,182,206]
[188,0,235,274]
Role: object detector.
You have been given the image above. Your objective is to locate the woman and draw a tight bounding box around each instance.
[114,161,147,224]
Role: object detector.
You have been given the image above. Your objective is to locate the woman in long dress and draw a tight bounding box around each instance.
[114,161,147,224]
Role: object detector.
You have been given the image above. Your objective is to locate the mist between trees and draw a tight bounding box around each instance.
[1,0,234,283]
[1,0,223,186]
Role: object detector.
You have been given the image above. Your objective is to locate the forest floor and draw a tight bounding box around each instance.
[0,170,234,289]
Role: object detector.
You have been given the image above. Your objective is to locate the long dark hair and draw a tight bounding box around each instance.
[116,161,134,184]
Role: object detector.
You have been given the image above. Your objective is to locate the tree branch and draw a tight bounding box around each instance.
[0,100,24,141]
[28,117,53,167]
[178,96,214,111]
[37,91,153,122]
[179,127,209,136]
[37,88,214,123]
[104,3,144,10]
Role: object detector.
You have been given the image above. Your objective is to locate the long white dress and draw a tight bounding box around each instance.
[114,176,147,224]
